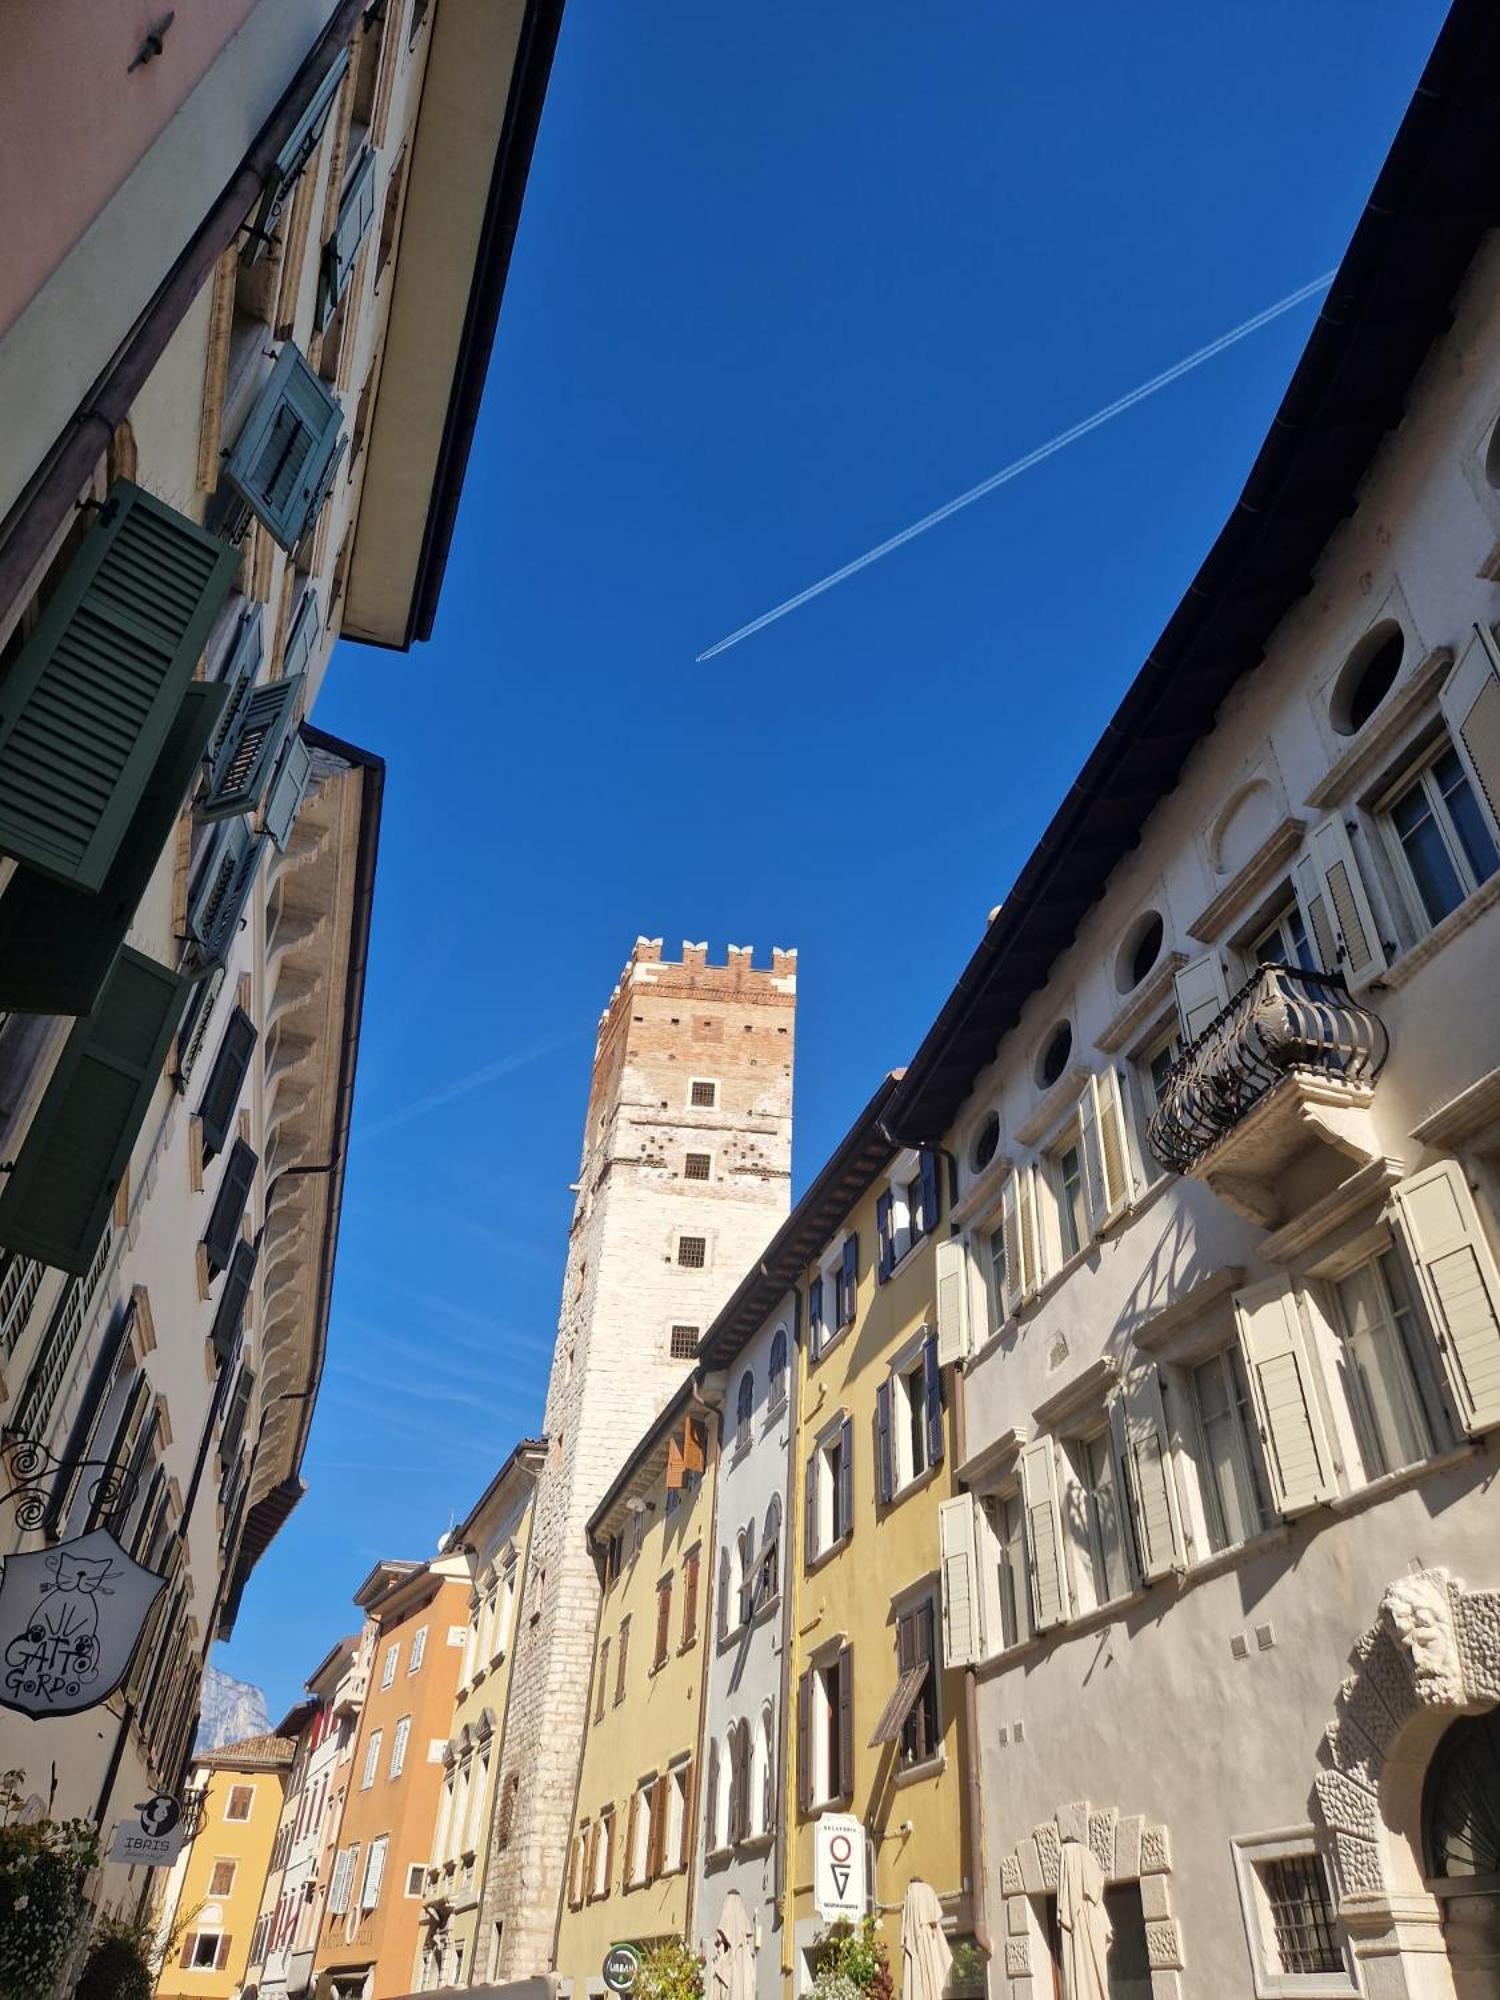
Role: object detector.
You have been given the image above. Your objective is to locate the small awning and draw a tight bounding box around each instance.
[868,1662,929,1747]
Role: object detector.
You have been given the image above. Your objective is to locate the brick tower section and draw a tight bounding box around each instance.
[478,939,796,1981]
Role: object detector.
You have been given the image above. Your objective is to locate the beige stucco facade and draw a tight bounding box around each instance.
[154,1734,293,1999]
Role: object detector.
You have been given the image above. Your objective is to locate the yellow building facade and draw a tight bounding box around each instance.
[554,1381,718,1990]
[154,1733,293,2000]
[784,1141,979,1990]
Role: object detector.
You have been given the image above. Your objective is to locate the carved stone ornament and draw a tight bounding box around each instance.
[1379,1571,1465,1708]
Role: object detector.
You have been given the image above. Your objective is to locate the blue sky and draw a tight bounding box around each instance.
[220,0,1450,1715]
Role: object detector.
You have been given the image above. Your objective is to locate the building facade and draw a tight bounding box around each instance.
[153,1731,294,1999]
[894,9,1500,1995]
[242,1695,319,1997]
[481,941,797,1980]
[554,1381,718,1992]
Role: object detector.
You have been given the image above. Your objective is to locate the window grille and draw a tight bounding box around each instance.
[1260,1854,1342,1974]
[670,1325,699,1359]
[690,1080,716,1107]
[684,1152,711,1181]
[677,1237,707,1269]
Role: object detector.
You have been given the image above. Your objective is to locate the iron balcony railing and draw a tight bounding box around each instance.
[1147,964,1389,1175]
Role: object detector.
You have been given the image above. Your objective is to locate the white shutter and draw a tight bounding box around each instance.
[938,1494,985,1666]
[1095,1066,1133,1218]
[1018,1165,1042,1295]
[1300,817,1388,985]
[1173,951,1229,1044]
[1018,1438,1068,1631]
[1293,849,1340,973]
[1232,1277,1335,1515]
[935,1237,971,1366]
[1109,1361,1185,1580]
[1440,627,1500,836]
[1078,1077,1108,1234]
[1000,1172,1024,1317]
[1392,1160,1500,1434]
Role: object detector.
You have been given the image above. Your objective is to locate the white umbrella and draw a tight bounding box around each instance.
[1057,1838,1111,2000]
[711,1888,756,2000]
[900,1879,952,2000]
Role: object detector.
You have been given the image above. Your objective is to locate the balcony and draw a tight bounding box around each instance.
[1147,965,1389,1226]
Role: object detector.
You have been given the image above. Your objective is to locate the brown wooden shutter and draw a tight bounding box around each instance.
[838,1415,854,1537]
[654,1577,672,1669]
[836,1645,854,1800]
[215,1935,233,1971]
[681,1549,700,1645]
[648,1774,668,1878]
[594,1639,609,1723]
[796,1670,811,1815]
[616,1615,630,1698]
[179,1936,196,1970]
[625,1786,640,1882]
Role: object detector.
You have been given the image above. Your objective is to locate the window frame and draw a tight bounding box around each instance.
[676,1233,708,1270]
[1230,1828,1357,1998]
[1182,1345,1271,1556]
[683,1148,713,1182]
[1065,1425,1130,1612]
[1378,732,1499,935]
[980,1482,1033,1654]
[224,1783,254,1822]
[1327,1247,1437,1482]
[893,1592,942,1774]
[688,1077,718,1109]
[810,1653,849,1808]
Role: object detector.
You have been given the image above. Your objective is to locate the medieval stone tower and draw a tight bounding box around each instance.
[479,938,796,1978]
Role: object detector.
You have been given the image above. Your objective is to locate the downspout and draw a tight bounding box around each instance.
[947,1296,991,1961]
[774,1284,801,1972]
[683,1376,723,1958]
[0,0,368,630]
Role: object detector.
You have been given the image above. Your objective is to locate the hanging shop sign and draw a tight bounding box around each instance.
[108,1791,188,1867]
[814,1811,867,1921]
[603,1943,642,1994]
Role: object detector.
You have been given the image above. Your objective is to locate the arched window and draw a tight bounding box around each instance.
[1423,1706,1500,1879]
[720,1728,737,1845]
[768,1328,788,1410]
[761,1495,782,1604]
[736,1369,754,1441]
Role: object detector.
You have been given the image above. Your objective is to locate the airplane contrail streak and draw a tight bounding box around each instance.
[696,270,1337,662]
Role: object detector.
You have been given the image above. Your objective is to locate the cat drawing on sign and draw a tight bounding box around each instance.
[4,1550,114,1705]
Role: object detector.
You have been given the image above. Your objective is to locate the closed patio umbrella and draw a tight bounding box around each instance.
[1057,1838,1111,2000]
[900,1879,952,2000]
[711,1888,756,2000]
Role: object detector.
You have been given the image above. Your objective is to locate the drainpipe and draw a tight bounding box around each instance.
[683,1374,724,1959]
[948,1326,991,1961]
[0,0,368,631]
[774,1284,800,1975]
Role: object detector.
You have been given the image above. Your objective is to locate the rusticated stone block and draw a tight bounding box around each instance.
[1056,1798,1091,1847]
[1140,1823,1171,1874]
[1145,1919,1183,1970]
[1114,1814,1143,1879]
[1088,1807,1118,1880]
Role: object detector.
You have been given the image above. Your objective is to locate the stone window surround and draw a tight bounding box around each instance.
[1229,1826,1358,2000]
[995,1798,1183,1997]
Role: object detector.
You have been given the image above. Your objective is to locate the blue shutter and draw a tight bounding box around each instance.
[0,949,187,1275]
[803,1451,818,1566]
[919,1151,941,1238]
[838,1416,854,1540]
[262,730,313,850]
[874,1380,893,1505]
[176,966,226,1087]
[808,1276,824,1357]
[198,1007,258,1162]
[202,673,304,820]
[0,681,228,1016]
[243,47,351,261]
[203,1140,258,1278]
[210,1240,258,1369]
[186,819,267,970]
[207,608,264,765]
[876,1192,895,1281]
[316,146,378,331]
[841,1234,858,1325]
[0,484,237,890]
[282,589,321,683]
[923,1332,944,1468]
[222,344,344,549]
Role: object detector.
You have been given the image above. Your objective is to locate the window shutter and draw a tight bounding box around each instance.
[795,1671,810,1815]
[199,1008,258,1163]
[838,1414,854,1535]
[45,1311,136,1534]
[187,817,267,970]
[874,1379,893,1504]
[841,1232,859,1318]
[804,1451,819,1566]
[317,145,378,331]
[262,729,313,850]
[219,1365,254,1470]
[1078,1073,1108,1232]
[682,1549,699,1643]
[211,610,262,755]
[617,1615,630,1690]
[243,46,350,259]
[179,1937,196,1971]
[648,1775,668,1878]
[808,1275,824,1354]
[204,1139,258,1277]
[1297,817,1387,985]
[1440,628,1500,835]
[717,1546,730,1642]
[1018,1438,1069,1631]
[221,343,344,550]
[876,1192,895,1280]
[654,1580,672,1667]
[1017,1165,1042,1294]
[625,1786,640,1876]
[1094,1065,1133,1218]
[919,1150,941,1236]
[924,1331,944,1467]
[1108,1358,1186,1581]
[1232,1276,1336,1514]
[1172,951,1229,1045]
[1392,1160,1500,1434]
[0,680,227,1016]
[938,1493,985,1666]
[705,1736,719,1849]
[0,484,237,890]
[0,948,185,1274]
[835,1644,854,1800]
[210,1239,257,1368]
[1000,1172,1024,1316]
[935,1236,970,1365]
[215,1935,233,1971]
[202,674,304,820]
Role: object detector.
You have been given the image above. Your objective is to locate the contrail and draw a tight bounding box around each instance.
[354,1024,586,1142]
[697,269,1336,662]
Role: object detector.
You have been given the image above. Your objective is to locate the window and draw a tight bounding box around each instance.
[735,1370,754,1444]
[594,1638,610,1723]
[359,1834,388,1910]
[970,1111,1001,1172]
[758,1496,781,1607]
[1385,742,1498,927]
[208,1858,237,1897]
[1331,1251,1432,1478]
[1259,1855,1343,1974]
[735,1528,755,1627]
[361,1730,383,1788]
[405,1863,425,1898]
[225,1784,253,1821]
[684,1151,711,1181]
[1137,1025,1181,1120]
[768,1327,788,1408]
[389,1716,411,1779]
[1071,1432,1129,1608]
[1249,898,1317,974]
[807,1417,853,1562]
[833,1234,858,1330]
[1233,1831,1355,1996]
[690,1079,717,1107]
[1331,622,1404,737]
[670,1324,699,1359]
[1054,1139,1087,1261]
[614,1616,630,1704]
[594,1806,615,1896]
[667,1764,689,1868]
[677,1236,707,1269]
[627,1778,653,1886]
[408,1626,427,1674]
[801,1648,852,1808]
[381,1641,399,1687]
[186,1934,224,1970]
[681,1546,701,1646]
[984,1489,1032,1650]
[896,1598,940,1768]
[653,1575,673,1671]
[984,1222,1008,1330]
[1118,910,1165,992]
[877,1151,940,1277]
[759,1706,775,1835]
[328,1845,356,1914]
[877,1334,943,1499]
[1037,1021,1073,1088]
[1190,1350,1269,1552]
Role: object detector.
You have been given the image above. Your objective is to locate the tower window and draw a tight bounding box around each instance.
[690,1080,717,1108]
[677,1237,707,1269]
[670,1326,700,1359]
[684,1153,711,1181]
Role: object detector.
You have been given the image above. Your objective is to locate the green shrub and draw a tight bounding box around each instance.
[637,1936,706,2000]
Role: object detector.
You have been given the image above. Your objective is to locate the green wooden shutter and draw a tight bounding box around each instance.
[0,681,228,1016]
[219,1364,254,1469]
[316,145,378,331]
[186,818,267,970]
[0,948,186,1274]
[243,46,351,261]
[208,608,264,763]
[202,673,304,819]
[210,1240,257,1369]
[874,1379,893,1504]
[263,730,313,850]
[222,344,344,550]
[0,484,237,890]
[282,589,321,684]
[198,1007,258,1162]
[204,1139,258,1277]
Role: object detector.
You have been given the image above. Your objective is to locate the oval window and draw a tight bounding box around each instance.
[971,1112,1000,1173]
[1117,912,1165,994]
[1037,1022,1073,1090]
[1331,624,1404,738]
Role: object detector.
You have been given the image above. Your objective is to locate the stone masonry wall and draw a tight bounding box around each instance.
[478,941,795,1981]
